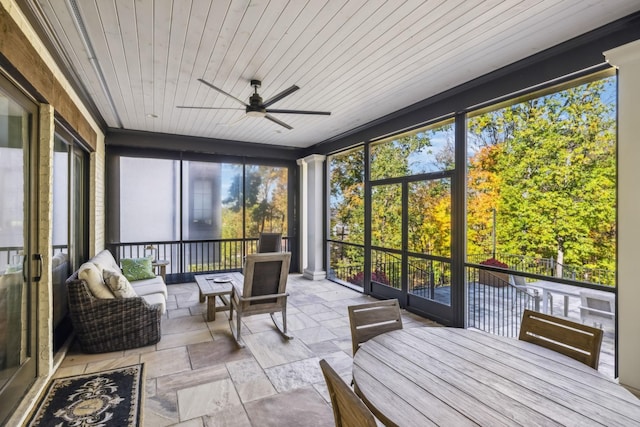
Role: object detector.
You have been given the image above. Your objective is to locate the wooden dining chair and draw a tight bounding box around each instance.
[519,309,603,369]
[229,252,291,347]
[348,299,403,356]
[319,359,378,427]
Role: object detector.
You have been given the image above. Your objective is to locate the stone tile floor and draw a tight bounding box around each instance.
[56,274,437,426]
[54,274,616,426]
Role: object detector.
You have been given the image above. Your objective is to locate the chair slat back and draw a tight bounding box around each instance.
[512,275,527,287]
[320,359,377,427]
[580,291,615,320]
[519,309,603,369]
[249,260,282,304]
[348,299,403,356]
[257,232,282,253]
[240,252,291,311]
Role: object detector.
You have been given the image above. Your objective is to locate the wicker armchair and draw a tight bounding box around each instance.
[66,271,162,353]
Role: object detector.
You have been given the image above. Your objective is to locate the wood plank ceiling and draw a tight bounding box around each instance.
[25,0,640,148]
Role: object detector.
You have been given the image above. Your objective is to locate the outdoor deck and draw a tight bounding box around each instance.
[466,280,616,378]
[342,276,616,378]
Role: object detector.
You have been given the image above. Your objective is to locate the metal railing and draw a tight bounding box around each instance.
[328,240,365,288]
[0,239,289,282]
[108,237,290,283]
[0,245,68,272]
[0,246,23,270]
[466,267,540,337]
[407,258,452,301]
[467,253,615,287]
[329,244,540,334]
[371,249,402,289]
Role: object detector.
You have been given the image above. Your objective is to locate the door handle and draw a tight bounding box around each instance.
[33,253,43,282]
[22,254,27,282]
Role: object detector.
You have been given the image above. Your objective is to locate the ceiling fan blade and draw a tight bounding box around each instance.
[176,106,244,110]
[263,85,300,107]
[223,113,247,127]
[197,78,247,107]
[266,109,331,115]
[265,114,293,130]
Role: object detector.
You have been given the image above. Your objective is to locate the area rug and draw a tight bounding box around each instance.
[27,364,144,427]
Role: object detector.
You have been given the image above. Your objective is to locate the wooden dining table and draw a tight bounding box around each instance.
[352,327,640,426]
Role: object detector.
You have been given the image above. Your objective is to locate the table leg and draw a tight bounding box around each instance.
[207,296,216,322]
[542,290,550,314]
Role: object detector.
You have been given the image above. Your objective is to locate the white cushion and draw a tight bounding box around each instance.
[92,249,120,272]
[130,276,168,299]
[103,268,137,298]
[51,251,67,269]
[78,262,114,299]
[141,293,166,314]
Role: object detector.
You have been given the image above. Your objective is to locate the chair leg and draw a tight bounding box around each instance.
[282,305,287,333]
[228,303,246,348]
[270,308,293,340]
[236,314,243,346]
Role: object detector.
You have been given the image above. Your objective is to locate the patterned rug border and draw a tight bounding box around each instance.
[27,363,145,427]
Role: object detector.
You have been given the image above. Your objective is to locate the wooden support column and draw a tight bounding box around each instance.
[299,154,326,280]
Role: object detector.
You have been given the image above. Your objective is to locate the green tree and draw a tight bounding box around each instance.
[408,179,451,256]
[329,148,366,278]
[466,143,503,259]
[369,134,432,250]
[223,165,288,237]
[467,78,616,280]
[223,170,260,211]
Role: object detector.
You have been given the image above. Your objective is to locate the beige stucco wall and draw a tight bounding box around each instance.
[605,39,640,393]
[91,134,106,255]
[37,104,56,378]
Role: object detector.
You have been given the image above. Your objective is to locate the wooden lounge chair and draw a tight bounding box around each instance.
[519,309,603,369]
[348,299,403,356]
[579,290,615,330]
[319,359,378,427]
[229,252,291,347]
[509,274,544,311]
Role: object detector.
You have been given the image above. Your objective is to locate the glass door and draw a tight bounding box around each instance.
[70,144,88,271]
[369,177,453,322]
[367,119,456,325]
[406,177,452,321]
[370,183,404,299]
[52,130,88,351]
[0,78,38,424]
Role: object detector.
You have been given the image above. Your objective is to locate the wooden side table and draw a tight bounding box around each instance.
[151,259,170,281]
[195,273,239,321]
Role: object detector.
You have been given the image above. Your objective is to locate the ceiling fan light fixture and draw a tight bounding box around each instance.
[246,110,266,118]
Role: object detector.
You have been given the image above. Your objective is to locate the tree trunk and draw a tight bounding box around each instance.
[556,247,564,278]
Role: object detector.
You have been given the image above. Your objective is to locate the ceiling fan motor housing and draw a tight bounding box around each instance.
[247,91,266,116]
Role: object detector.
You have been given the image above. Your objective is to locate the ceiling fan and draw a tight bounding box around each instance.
[177,78,331,130]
